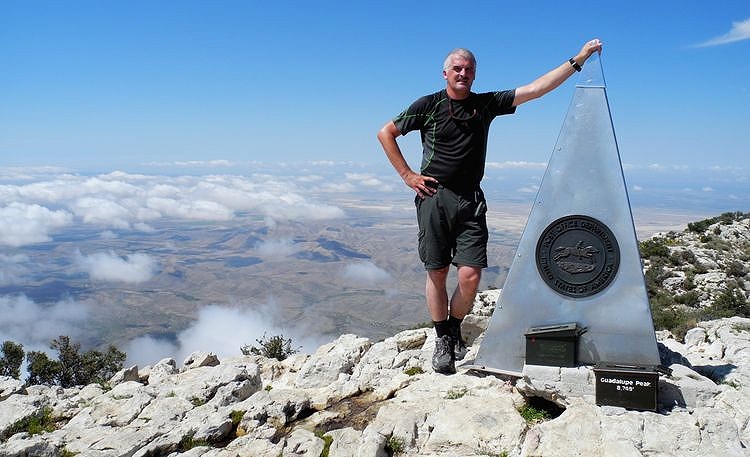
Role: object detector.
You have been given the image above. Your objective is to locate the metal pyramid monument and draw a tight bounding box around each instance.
[470,54,661,376]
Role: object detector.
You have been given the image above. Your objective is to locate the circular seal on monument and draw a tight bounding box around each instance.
[536,215,620,298]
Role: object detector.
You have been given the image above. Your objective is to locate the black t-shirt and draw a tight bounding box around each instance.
[393,89,516,192]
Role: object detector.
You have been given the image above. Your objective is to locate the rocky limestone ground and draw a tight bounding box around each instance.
[1,287,749,457]
[642,214,750,308]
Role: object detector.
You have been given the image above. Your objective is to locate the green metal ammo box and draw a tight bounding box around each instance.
[524,322,584,367]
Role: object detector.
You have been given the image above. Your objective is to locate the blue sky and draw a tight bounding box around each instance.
[1,1,748,174]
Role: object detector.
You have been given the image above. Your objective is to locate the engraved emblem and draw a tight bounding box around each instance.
[536,215,620,298]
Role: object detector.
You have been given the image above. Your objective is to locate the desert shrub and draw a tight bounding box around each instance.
[315,429,334,457]
[705,287,750,319]
[518,397,563,424]
[5,407,56,437]
[25,351,60,386]
[682,271,696,290]
[718,211,749,224]
[385,436,404,456]
[178,432,210,450]
[25,336,125,387]
[519,404,549,423]
[738,243,750,261]
[685,211,745,234]
[675,290,701,307]
[693,262,709,274]
[639,238,670,259]
[643,259,673,296]
[241,333,299,361]
[650,301,698,342]
[703,237,731,252]
[688,218,716,234]
[404,366,424,376]
[669,249,697,266]
[725,260,748,278]
[0,341,25,379]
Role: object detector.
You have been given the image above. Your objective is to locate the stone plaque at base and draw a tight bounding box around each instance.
[594,363,659,411]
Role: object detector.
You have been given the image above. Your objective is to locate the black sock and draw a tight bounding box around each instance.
[448,315,463,342]
[433,319,450,338]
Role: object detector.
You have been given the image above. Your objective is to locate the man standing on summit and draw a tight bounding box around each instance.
[377,39,603,374]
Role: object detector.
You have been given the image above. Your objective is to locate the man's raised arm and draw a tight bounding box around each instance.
[513,38,603,107]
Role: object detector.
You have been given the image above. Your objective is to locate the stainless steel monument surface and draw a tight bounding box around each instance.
[471,55,661,376]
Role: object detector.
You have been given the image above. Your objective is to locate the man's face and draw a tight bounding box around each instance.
[443,55,476,97]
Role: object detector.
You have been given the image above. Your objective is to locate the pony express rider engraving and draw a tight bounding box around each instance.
[536,215,620,298]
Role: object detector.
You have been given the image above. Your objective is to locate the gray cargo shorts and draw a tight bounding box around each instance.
[415,185,488,270]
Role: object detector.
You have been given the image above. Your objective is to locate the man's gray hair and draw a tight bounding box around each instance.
[443,48,476,71]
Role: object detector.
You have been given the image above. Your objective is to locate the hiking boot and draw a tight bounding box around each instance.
[432,335,456,374]
[453,335,468,361]
[449,326,468,361]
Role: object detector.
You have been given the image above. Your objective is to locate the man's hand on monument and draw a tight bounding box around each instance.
[577,38,603,63]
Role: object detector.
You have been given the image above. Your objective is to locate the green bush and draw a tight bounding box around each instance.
[385,436,404,456]
[404,366,424,376]
[639,238,670,259]
[25,336,126,387]
[674,290,701,307]
[669,249,697,266]
[315,429,334,457]
[725,260,748,278]
[650,297,698,342]
[241,333,300,361]
[178,432,210,450]
[705,287,750,319]
[685,211,747,233]
[643,260,673,296]
[5,407,56,438]
[518,404,550,423]
[0,341,24,379]
[688,218,715,234]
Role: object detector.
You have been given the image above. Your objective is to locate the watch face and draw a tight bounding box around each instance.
[536,215,620,298]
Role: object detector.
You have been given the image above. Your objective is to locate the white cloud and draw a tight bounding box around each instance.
[255,238,297,259]
[99,230,119,239]
[124,335,180,368]
[174,160,233,167]
[76,250,157,283]
[486,161,547,170]
[0,202,73,247]
[125,302,326,368]
[297,175,325,183]
[342,261,391,285]
[345,173,383,187]
[517,185,540,194]
[146,196,234,221]
[143,159,234,168]
[0,295,89,354]
[0,172,347,246]
[0,254,30,284]
[320,182,356,193]
[694,17,750,47]
[73,197,133,229]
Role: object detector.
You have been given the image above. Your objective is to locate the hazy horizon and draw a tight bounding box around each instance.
[1,161,742,369]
